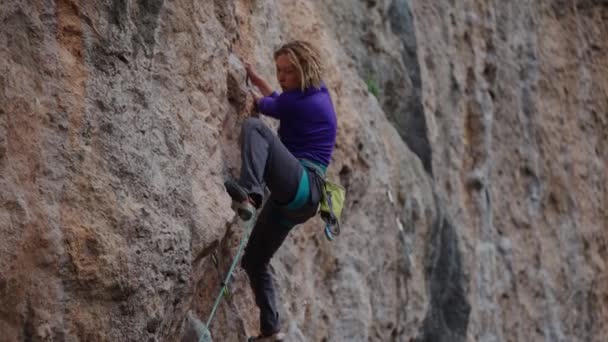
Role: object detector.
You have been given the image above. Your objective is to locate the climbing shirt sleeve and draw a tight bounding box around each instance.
[257,91,281,119]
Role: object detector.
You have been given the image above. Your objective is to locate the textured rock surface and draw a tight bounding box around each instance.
[313,0,433,175]
[0,0,606,342]
[409,1,608,341]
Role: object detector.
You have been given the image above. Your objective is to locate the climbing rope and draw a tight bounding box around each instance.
[200,215,257,342]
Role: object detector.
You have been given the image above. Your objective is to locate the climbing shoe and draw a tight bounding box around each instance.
[247,332,286,342]
[224,180,257,221]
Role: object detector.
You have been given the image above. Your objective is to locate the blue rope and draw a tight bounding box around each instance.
[202,215,257,341]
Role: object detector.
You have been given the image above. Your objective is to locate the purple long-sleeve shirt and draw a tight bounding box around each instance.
[257,84,337,166]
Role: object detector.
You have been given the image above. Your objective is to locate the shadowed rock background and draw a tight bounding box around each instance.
[0,0,606,341]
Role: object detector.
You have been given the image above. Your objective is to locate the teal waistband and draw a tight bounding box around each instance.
[285,168,310,210]
[299,158,327,176]
[285,159,327,211]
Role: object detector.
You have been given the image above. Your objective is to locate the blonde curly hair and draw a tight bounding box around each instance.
[274,41,324,91]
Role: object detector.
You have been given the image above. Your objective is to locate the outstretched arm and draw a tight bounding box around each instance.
[245,63,274,96]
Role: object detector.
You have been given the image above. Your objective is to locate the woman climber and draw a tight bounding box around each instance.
[224,40,337,341]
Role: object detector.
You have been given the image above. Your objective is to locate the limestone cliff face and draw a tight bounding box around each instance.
[410,1,608,341]
[0,1,606,341]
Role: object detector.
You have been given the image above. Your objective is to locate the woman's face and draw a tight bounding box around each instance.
[275,54,300,92]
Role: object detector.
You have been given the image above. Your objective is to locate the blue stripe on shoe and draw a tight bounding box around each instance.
[286,168,310,210]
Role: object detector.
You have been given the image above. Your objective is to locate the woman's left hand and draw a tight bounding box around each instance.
[243,62,273,96]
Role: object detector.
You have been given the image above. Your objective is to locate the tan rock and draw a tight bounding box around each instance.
[0,1,606,341]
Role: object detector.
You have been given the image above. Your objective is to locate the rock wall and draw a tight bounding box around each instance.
[409,1,608,341]
[0,0,606,341]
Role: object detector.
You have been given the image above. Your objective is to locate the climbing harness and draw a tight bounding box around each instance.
[299,159,346,241]
[196,214,257,342]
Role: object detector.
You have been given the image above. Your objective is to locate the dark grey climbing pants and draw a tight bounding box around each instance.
[239,117,300,205]
[238,117,322,336]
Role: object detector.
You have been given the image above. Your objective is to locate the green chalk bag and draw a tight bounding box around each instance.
[319,179,345,241]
